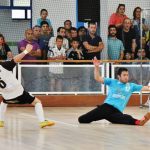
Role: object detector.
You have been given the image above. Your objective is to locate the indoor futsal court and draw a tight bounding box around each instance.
[0,0,150,150]
[1,107,150,150]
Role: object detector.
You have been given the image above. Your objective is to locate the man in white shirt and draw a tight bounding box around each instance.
[0,44,55,128]
[48,27,69,50]
[48,35,66,91]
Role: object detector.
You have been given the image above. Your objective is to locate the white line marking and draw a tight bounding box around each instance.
[20,113,78,127]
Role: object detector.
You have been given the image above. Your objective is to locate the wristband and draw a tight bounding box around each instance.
[23,49,28,54]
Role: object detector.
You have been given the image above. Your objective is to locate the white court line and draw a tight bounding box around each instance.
[20,113,78,128]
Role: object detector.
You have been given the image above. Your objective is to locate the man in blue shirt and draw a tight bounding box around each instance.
[78,57,150,126]
[108,25,124,60]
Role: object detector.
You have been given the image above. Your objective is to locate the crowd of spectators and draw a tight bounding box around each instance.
[0,6,150,64]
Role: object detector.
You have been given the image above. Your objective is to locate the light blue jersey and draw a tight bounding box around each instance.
[104,78,143,112]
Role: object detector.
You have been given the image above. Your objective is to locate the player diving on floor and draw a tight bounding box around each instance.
[78,57,150,126]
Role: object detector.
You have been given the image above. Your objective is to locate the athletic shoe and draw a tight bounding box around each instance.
[139,112,150,126]
[0,121,4,127]
[40,120,55,128]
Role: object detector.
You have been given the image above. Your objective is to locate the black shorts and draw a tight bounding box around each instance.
[3,91,35,104]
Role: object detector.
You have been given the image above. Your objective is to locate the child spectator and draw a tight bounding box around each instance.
[67,38,84,61]
[37,9,54,36]
[48,35,66,91]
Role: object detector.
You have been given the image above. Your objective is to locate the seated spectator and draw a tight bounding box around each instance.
[48,35,66,91]
[32,25,41,44]
[0,34,13,60]
[18,29,41,63]
[39,21,53,60]
[64,20,72,32]
[48,27,69,50]
[108,25,124,60]
[67,38,84,61]
[122,52,132,64]
[83,22,104,60]
[117,18,136,59]
[37,9,54,36]
[109,4,128,28]
[133,49,149,64]
[132,7,149,53]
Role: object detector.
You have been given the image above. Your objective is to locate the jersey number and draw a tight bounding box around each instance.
[0,78,6,89]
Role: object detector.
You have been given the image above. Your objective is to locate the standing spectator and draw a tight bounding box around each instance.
[0,34,13,60]
[48,27,69,50]
[39,21,53,60]
[117,18,136,58]
[37,9,54,36]
[65,29,71,39]
[132,7,149,51]
[108,25,124,60]
[32,25,41,44]
[83,22,104,60]
[18,29,41,92]
[64,20,72,31]
[77,26,87,44]
[109,4,128,28]
[18,29,41,62]
[48,35,66,91]
[70,27,78,39]
[67,27,78,48]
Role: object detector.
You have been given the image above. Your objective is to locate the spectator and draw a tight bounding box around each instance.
[48,27,69,50]
[109,4,128,28]
[132,7,149,51]
[37,9,54,36]
[77,26,87,43]
[48,35,66,91]
[70,27,78,39]
[32,25,41,44]
[117,18,136,58]
[18,29,41,63]
[122,52,132,64]
[39,21,53,60]
[133,49,149,64]
[67,27,78,48]
[141,37,150,58]
[83,22,104,60]
[108,25,124,60]
[64,20,72,31]
[67,38,84,61]
[0,34,13,60]
[65,29,71,39]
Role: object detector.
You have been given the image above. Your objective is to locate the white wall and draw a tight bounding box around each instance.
[32,0,76,36]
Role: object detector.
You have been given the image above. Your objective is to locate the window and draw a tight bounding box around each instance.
[12,9,25,19]
[13,0,31,7]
